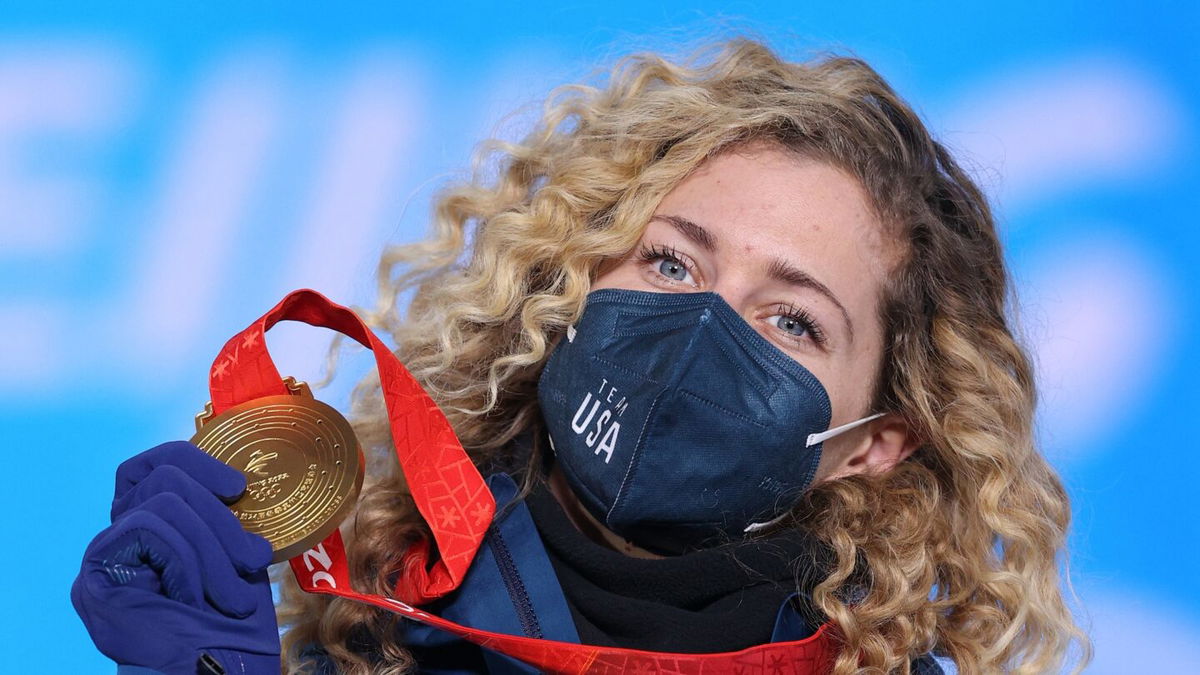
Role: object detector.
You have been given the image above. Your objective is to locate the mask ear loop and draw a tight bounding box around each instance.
[805,412,885,448]
[743,412,887,534]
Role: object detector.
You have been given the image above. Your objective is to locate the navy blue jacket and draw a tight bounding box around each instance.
[298,473,953,674]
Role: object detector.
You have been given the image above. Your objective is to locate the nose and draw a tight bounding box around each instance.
[704,280,755,324]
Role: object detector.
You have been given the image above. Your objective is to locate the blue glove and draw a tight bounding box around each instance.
[71,441,281,675]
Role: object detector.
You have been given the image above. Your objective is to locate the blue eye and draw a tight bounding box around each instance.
[767,303,828,347]
[774,315,809,337]
[658,258,689,281]
[637,243,698,287]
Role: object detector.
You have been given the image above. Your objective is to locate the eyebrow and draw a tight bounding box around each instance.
[651,214,717,252]
[651,213,856,345]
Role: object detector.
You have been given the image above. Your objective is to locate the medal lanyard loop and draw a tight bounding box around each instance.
[205,288,493,605]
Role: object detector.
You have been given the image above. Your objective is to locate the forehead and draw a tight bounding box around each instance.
[653,143,895,339]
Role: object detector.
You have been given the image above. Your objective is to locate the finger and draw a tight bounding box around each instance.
[72,568,230,673]
[113,441,245,506]
[82,509,205,609]
[137,492,258,618]
[111,464,272,574]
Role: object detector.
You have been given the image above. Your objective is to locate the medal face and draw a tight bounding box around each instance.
[190,387,364,563]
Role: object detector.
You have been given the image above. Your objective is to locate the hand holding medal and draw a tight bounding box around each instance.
[71,288,497,675]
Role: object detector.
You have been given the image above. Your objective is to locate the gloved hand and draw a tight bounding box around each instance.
[71,441,281,675]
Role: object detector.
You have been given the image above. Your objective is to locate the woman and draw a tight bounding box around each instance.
[74,39,1091,674]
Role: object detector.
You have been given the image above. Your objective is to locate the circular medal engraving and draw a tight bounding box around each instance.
[190,394,364,563]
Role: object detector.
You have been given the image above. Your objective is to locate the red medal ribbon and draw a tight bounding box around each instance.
[207,289,839,674]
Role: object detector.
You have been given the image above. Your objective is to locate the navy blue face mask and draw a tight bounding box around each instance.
[536,288,883,555]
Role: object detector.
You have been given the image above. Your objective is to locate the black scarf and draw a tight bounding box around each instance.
[523,479,836,653]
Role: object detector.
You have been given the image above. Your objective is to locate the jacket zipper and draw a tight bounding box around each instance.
[488,526,544,639]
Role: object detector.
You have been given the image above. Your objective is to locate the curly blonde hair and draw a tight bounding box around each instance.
[278,38,1091,674]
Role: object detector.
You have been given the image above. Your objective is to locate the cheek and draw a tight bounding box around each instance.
[810,357,872,427]
[808,363,842,414]
[591,259,647,291]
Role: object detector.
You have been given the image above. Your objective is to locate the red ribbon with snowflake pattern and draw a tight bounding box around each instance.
[206,289,838,674]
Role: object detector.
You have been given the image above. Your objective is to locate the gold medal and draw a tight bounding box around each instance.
[190,377,364,563]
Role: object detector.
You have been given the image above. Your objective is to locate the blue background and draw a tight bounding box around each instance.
[1,2,1196,672]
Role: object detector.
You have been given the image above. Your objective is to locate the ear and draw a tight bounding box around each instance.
[821,412,921,482]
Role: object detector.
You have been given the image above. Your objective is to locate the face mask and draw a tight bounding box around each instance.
[536,288,883,555]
